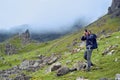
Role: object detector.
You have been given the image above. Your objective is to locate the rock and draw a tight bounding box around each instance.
[38,55,44,59]
[14,73,31,80]
[69,68,77,72]
[115,74,120,80]
[66,60,72,65]
[99,78,109,80]
[115,58,120,62]
[116,36,120,38]
[73,61,87,71]
[19,60,30,70]
[108,50,115,55]
[112,44,119,49]
[102,45,118,55]
[56,66,70,76]
[0,56,4,60]
[33,62,39,68]
[47,57,58,65]
[104,34,111,38]
[5,43,18,55]
[20,29,31,45]
[46,62,61,73]
[76,77,88,80]
[78,42,85,49]
[72,38,78,46]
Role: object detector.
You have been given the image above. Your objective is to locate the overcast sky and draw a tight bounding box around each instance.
[0,0,112,31]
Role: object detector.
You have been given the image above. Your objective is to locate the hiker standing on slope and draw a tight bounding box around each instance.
[81,29,98,71]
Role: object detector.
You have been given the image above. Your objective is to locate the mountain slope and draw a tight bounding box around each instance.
[0,0,120,79]
[0,14,120,80]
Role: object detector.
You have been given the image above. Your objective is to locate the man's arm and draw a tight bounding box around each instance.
[81,36,86,41]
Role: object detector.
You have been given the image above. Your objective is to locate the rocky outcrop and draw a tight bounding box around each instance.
[20,29,31,45]
[5,43,17,55]
[108,0,120,17]
[0,54,59,80]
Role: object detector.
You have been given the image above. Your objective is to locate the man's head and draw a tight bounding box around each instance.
[84,29,90,36]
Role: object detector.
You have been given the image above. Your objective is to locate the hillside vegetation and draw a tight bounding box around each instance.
[0,14,120,80]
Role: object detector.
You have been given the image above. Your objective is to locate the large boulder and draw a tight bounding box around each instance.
[56,66,70,76]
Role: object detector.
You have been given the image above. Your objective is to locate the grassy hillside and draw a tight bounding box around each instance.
[0,15,120,80]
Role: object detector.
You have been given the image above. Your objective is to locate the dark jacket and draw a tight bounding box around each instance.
[81,34,98,49]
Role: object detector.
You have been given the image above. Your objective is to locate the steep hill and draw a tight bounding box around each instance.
[0,0,120,80]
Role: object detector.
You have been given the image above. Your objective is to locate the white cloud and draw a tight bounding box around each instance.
[0,0,112,31]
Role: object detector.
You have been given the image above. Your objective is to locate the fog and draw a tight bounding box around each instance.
[0,0,112,33]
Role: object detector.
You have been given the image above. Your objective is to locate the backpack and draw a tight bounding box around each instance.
[90,34,98,49]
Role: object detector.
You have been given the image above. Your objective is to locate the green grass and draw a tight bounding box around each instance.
[30,31,120,80]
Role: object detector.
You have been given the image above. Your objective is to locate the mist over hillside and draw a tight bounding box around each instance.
[0,20,85,42]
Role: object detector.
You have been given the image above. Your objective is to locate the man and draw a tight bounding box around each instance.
[81,29,97,71]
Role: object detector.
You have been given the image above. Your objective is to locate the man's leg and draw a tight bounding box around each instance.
[84,50,87,60]
[84,50,94,66]
[86,49,93,71]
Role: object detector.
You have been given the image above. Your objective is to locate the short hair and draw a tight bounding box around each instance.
[84,29,88,32]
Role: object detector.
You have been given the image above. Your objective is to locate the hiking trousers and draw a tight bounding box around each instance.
[84,49,93,70]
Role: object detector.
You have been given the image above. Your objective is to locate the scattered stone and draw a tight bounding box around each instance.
[71,48,81,54]
[56,66,70,76]
[115,74,120,80]
[33,62,39,68]
[19,60,30,70]
[47,56,58,65]
[102,45,118,55]
[66,60,72,65]
[46,62,61,73]
[69,68,77,72]
[99,78,109,80]
[78,42,85,49]
[73,61,87,71]
[14,73,31,80]
[116,36,120,39]
[104,35,111,38]
[108,50,115,55]
[114,58,120,62]
[76,77,88,80]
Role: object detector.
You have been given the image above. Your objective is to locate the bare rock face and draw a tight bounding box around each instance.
[20,29,31,45]
[5,43,17,55]
[108,0,120,17]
